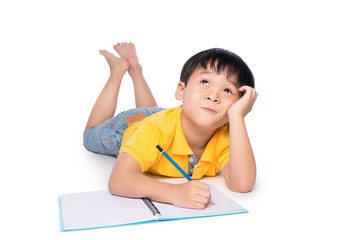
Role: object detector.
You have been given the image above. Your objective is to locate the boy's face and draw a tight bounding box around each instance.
[175,67,241,130]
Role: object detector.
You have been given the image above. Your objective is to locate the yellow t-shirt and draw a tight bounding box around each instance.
[119,106,230,179]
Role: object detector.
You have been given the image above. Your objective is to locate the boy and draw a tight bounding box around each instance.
[83,42,257,209]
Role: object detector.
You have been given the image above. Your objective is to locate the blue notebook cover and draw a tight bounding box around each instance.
[59,184,248,232]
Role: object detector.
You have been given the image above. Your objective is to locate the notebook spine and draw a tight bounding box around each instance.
[142,198,161,216]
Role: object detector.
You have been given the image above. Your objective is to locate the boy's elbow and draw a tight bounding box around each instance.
[108,175,124,196]
[108,179,117,195]
[226,180,255,193]
[229,185,253,193]
[108,172,133,196]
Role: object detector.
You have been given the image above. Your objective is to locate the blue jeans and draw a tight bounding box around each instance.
[83,107,165,157]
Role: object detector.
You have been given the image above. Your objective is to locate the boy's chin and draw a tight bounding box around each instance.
[198,120,228,130]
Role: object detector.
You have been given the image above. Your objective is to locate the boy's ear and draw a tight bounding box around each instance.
[175,82,185,100]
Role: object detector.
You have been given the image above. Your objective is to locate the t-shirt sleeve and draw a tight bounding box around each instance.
[120,122,160,172]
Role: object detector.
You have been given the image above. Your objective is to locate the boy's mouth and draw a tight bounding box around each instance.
[201,107,217,114]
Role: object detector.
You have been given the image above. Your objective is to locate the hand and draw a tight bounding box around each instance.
[171,181,212,209]
[227,86,258,119]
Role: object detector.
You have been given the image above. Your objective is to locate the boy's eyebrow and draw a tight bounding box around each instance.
[226,79,239,89]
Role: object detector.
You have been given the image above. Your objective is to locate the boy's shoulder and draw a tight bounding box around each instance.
[121,107,181,152]
[144,106,181,126]
[132,106,182,136]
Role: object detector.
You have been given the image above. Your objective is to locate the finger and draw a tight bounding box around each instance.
[239,85,255,97]
[251,89,257,101]
[193,202,207,210]
[239,85,247,93]
[191,181,210,195]
[194,193,211,206]
[197,181,212,193]
[195,182,213,206]
[196,186,211,201]
[246,87,256,99]
[239,87,247,97]
[193,180,209,188]
[239,85,253,90]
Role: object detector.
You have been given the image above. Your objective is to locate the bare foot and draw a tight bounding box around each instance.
[99,50,129,75]
[113,42,141,70]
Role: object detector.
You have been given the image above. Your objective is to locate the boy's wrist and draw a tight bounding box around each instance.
[227,111,245,123]
[154,182,178,206]
[169,183,182,205]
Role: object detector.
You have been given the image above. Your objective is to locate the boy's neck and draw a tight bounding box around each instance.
[180,113,216,158]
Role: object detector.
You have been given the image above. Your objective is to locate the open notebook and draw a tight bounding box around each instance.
[59,184,247,231]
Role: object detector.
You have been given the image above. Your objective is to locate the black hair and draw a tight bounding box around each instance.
[180,48,255,88]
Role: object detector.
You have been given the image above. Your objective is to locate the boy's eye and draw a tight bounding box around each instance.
[200,80,209,86]
[224,89,233,94]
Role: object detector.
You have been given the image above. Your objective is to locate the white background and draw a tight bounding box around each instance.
[1,0,359,239]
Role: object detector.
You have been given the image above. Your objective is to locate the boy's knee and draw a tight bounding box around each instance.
[83,129,93,152]
[83,127,89,137]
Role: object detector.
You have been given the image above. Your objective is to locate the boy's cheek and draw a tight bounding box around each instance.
[228,99,240,107]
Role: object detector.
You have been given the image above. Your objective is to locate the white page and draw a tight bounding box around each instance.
[153,185,247,220]
[60,191,157,231]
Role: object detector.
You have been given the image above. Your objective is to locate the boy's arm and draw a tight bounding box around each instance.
[223,86,258,193]
[108,152,212,209]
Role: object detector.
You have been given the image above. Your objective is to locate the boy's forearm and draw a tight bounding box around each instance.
[226,115,256,192]
[108,171,175,204]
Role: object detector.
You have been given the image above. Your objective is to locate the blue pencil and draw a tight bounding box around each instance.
[156,145,192,181]
[156,145,214,205]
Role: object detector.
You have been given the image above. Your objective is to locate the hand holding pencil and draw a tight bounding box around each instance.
[156,145,214,209]
[172,181,214,209]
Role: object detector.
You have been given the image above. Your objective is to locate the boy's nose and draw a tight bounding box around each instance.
[206,93,220,103]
